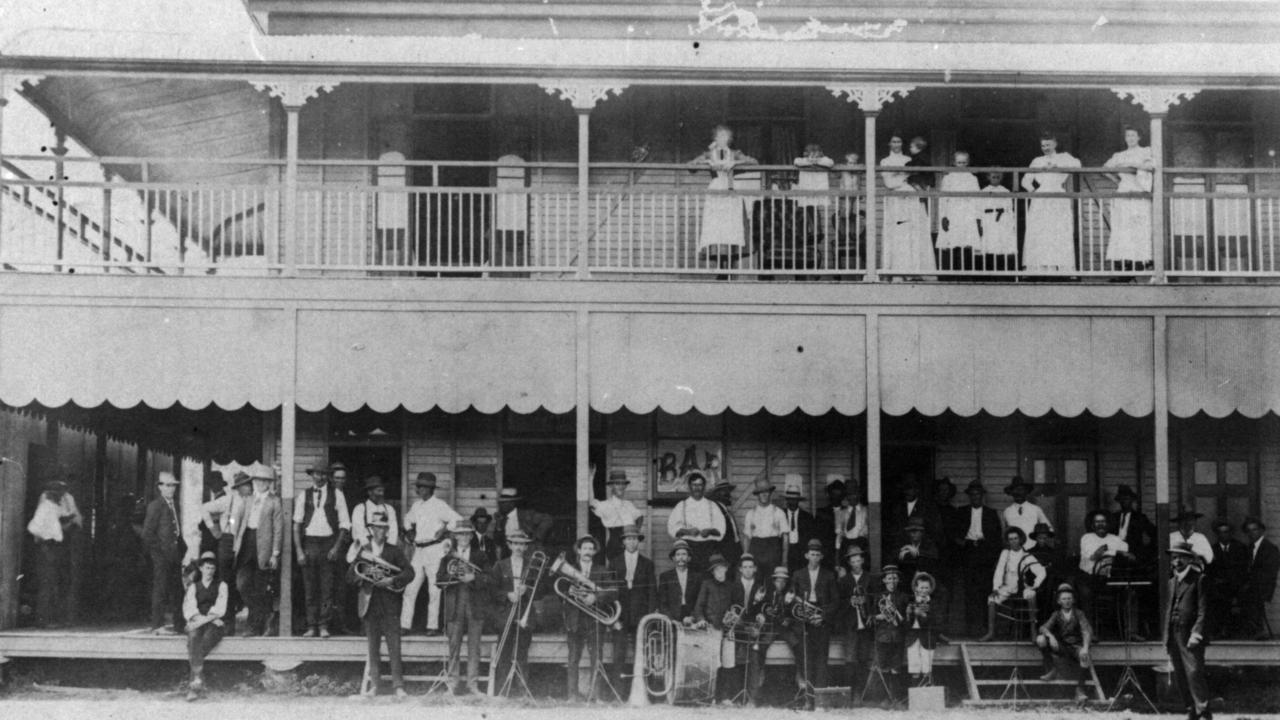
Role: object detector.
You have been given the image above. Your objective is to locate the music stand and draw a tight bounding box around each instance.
[1105,575,1157,713]
[495,620,533,699]
[725,620,769,706]
[859,656,901,708]
[585,619,622,702]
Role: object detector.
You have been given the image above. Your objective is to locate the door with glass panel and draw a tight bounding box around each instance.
[1183,455,1257,531]
[1027,455,1095,556]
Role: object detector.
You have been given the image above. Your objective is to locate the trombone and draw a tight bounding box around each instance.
[493,550,549,696]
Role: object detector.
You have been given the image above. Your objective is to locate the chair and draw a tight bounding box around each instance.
[1088,556,1124,640]
[993,596,1038,642]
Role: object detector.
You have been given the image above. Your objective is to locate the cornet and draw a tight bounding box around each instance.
[876,593,903,626]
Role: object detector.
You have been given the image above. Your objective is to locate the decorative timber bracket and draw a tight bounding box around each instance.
[250,79,339,108]
[1112,87,1200,115]
[540,82,628,112]
[0,74,43,105]
[827,85,915,113]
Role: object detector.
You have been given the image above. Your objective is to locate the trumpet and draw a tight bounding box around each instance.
[549,554,623,629]
[352,550,405,592]
[876,592,903,626]
[790,597,824,626]
[437,556,485,587]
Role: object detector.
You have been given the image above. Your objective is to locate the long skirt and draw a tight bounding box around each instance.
[883,196,935,274]
[1023,197,1075,271]
[1106,197,1152,263]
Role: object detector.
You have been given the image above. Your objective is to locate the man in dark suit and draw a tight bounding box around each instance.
[727,553,768,704]
[710,481,743,575]
[885,475,941,550]
[815,479,848,568]
[488,529,543,696]
[608,524,656,678]
[1240,517,1280,640]
[658,539,702,622]
[347,510,414,698]
[790,539,839,709]
[956,480,1002,636]
[562,535,618,700]
[1205,519,1248,638]
[782,488,819,571]
[493,487,554,559]
[437,522,491,695]
[470,508,499,569]
[1166,542,1211,720]
[143,471,187,634]
[1109,485,1157,566]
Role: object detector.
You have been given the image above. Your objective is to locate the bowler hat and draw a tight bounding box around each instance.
[198,551,217,565]
[575,534,598,551]
[965,480,986,495]
[844,544,867,559]
[751,478,774,494]
[712,480,734,494]
[304,466,329,478]
[669,539,692,559]
[231,471,252,489]
[363,475,385,491]
[1055,582,1076,596]
[606,470,629,486]
[904,517,926,532]
[471,507,490,521]
[206,470,227,489]
[707,553,729,569]
[881,564,901,578]
[1031,522,1055,539]
[738,553,758,566]
[805,538,824,553]
[328,461,348,474]
[1114,484,1138,501]
[1171,507,1203,523]
[772,566,791,580]
[825,479,846,493]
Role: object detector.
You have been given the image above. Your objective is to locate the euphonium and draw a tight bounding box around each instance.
[549,553,623,629]
[352,550,404,592]
[790,597,824,625]
[436,556,484,586]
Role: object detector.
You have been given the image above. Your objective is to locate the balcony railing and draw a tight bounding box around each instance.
[2,156,1278,281]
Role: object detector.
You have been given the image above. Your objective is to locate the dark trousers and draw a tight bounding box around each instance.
[365,610,404,691]
[301,536,337,629]
[216,535,241,632]
[846,628,873,696]
[36,540,70,626]
[611,624,635,677]
[1037,638,1085,685]
[1167,636,1210,715]
[496,620,534,692]
[798,623,830,690]
[446,603,484,683]
[236,530,272,635]
[748,537,783,576]
[1240,590,1270,638]
[187,622,225,679]
[688,541,717,574]
[566,624,603,697]
[962,548,995,634]
[150,548,184,630]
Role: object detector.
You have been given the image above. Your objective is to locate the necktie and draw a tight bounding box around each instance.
[790,512,796,532]
[1018,505,1023,516]
[167,500,180,537]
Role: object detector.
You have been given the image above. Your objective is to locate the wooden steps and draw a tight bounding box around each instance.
[960,642,1107,706]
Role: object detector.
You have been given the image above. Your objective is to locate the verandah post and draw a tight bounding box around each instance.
[865,313,882,566]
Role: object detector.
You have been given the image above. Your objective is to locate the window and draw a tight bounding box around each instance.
[1028,455,1095,553]
[1186,456,1256,529]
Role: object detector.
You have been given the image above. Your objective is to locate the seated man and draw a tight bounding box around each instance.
[1077,510,1133,624]
[183,552,227,701]
[1035,583,1093,702]
[980,527,1046,641]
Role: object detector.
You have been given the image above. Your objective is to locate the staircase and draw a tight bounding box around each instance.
[960,642,1106,706]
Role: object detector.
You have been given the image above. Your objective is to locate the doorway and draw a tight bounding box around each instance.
[328,446,404,517]
[880,444,936,506]
[411,118,492,268]
[502,442,605,557]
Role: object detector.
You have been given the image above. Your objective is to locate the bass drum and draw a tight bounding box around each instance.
[672,626,722,704]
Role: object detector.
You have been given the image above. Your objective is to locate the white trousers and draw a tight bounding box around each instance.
[401,543,446,630]
[906,639,934,675]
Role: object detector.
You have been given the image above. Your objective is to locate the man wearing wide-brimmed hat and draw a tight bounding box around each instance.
[562,534,617,701]
[608,523,655,677]
[493,487,553,559]
[781,479,818,571]
[667,471,726,573]
[401,472,460,636]
[27,476,83,629]
[438,520,492,695]
[201,471,253,634]
[790,538,838,708]
[143,471,188,634]
[958,479,1002,636]
[350,475,399,551]
[709,480,743,574]
[886,474,940,550]
[590,468,643,559]
[743,478,788,575]
[348,510,414,699]
[293,463,352,638]
[839,544,873,699]
[658,539,702,622]
[1108,484,1156,563]
[489,528,541,689]
[238,464,284,637]
[1170,507,1214,566]
[1166,541,1212,720]
[1002,475,1052,543]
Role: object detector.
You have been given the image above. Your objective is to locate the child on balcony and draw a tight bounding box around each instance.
[936,151,981,274]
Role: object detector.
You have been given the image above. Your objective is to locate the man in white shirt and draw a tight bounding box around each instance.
[1169,508,1215,566]
[494,487,553,558]
[667,471,725,572]
[1002,476,1052,541]
[293,465,352,638]
[1077,510,1132,626]
[201,472,253,634]
[350,476,400,552]
[590,469,643,559]
[401,472,461,635]
[979,527,1046,641]
[742,478,788,574]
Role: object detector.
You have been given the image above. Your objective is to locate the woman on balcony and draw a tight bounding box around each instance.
[882,135,936,279]
[689,125,757,271]
[1021,132,1082,273]
[1103,126,1156,272]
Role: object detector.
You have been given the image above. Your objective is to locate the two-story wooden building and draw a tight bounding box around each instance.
[0,0,1278,679]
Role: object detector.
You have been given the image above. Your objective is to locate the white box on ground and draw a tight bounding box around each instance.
[909,685,946,710]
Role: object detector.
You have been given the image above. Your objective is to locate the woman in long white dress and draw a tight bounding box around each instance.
[882,134,935,277]
[1021,132,1082,273]
[1103,126,1155,269]
[688,125,756,269]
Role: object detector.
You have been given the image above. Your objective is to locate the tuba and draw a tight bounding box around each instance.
[352,550,404,592]
[628,612,720,707]
[549,554,623,629]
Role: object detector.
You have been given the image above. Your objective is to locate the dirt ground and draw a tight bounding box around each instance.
[2,695,1279,720]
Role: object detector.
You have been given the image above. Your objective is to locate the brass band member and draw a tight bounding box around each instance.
[489,529,541,688]
[742,478,788,575]
[694,553,734,703]
[762,566,797,703]
[790,538,838,709]
[728,553,768,706]
[609,524,655,678]
[1035,582,1093,703]
[905,571,938,686]
[658,539,703,622]
[872,564,909,705]
[839,544,873,703]
[183,551,227,701]
[437,521,492,694]
[347,511,414,698]
[563,535,617,700]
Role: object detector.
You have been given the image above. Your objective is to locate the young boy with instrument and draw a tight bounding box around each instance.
[347,511,414,698]
[871,564,908,705]
[839,545,873,703]
[905,571,939,686]
[436,521,491,695]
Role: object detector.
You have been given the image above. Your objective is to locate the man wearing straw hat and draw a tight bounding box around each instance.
[143,471,188,634]
[790,538,838,709]
[348,510,413,699]
[437,521,491,695]
[201,471,254,635]
[293,464,351,639]
[401,472,460,636]
[494,486,554,558]
[591,469,643,560]
[489,529,541,689]
[658,539,702,623]
[238,464,284,637]
[742,478,788,577]
[781,479,818,571]
[608,524,655,678]
[1166,541,1212,720]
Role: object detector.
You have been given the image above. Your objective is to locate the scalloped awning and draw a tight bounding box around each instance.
[295,309,577,414]
[0,304,287,411]
[879,315,1155,418]
[589,312,866,416]
[1168,317,1280,419]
